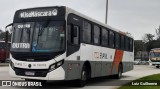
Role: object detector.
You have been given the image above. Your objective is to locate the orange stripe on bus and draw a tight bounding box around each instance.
[110,50,124,74]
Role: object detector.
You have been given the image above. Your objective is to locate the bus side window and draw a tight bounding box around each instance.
[125,37,129,51]
[109,31,115,48]
[115,33,120,49]
[102,28,109,46]
[121,35,124,50]
[130,39,133,52]
[93,25,100,45]
[82,21,91,43]
[68,24,80,45]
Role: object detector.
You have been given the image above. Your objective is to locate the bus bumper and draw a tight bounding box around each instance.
[152,62,160,65]
[9,65,65,80]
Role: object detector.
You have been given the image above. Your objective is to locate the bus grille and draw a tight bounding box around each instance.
[14,67,49,77]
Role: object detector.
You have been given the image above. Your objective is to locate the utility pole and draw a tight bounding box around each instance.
[105,0,108,24]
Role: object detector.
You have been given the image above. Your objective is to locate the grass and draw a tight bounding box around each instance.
[118,74,160,89]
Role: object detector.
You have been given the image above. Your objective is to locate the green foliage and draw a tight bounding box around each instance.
[119,86,160,89]
[119,74,160,89]
[142,33,155,43]
[134,40,146,57]
[146,41,160,51]
[134,40,145,52]
[0,28,11,41]
[139,28,160,52]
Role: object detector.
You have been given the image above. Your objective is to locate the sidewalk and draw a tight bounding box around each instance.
[0,63,9,66]
[0,66,9,72]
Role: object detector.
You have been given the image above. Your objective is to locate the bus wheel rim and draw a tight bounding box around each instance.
[82,70,87,80]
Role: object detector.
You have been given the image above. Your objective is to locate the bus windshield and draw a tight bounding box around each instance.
[32,21,65,52]
[12,21,65,52]
[13,23,32,43]
[150,52,160,57]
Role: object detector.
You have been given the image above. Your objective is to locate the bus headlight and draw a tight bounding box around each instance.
[49,64,56,72]
[49,60,64,72]
[9,61,14,70]
[57,60,64,67]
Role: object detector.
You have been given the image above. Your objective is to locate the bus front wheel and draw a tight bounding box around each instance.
[77,66,87,87]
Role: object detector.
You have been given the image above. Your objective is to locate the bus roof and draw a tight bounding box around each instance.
[65,6,133,38]
[15,6,133,38]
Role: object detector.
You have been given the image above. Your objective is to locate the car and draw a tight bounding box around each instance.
[134,59,149,65]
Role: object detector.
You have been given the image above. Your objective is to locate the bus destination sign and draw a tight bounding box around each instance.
[19,9,58,18]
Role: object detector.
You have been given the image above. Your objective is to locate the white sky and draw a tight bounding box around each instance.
[0,0,160,40]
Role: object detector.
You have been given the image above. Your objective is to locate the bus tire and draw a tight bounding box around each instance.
[115,64,122,79]
[156,66,159,68]
[77,65,87,87]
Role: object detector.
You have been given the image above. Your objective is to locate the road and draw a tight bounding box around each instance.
[0,65,160,89]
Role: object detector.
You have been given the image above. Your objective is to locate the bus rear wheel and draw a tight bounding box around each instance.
[156,66,159,68]
[115,64,122,79]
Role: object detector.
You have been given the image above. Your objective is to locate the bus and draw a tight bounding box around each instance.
[0,41,11,63]
[7,6,134,86]
[149,48,160,68]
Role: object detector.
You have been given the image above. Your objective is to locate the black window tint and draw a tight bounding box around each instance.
[125,37,129,51]
[115,33,120,48]
[109,31,115,48]
[68,25,72,43]
[93,25,100,44]
[68,25,80,45]
[73,26,80,45]
[130,39,133,51]
[121,35,124,49]
[128,38,130,51]
[102,28,108,46]
[83,21,91,43]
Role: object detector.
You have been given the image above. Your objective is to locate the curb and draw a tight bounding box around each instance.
[0,63,9,66]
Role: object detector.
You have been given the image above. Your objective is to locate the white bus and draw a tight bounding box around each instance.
[7,6,134,86]
[149,48,160,68]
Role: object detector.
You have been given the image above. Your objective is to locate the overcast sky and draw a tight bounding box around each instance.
[0,0,160,40]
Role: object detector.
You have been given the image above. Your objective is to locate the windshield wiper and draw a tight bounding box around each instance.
[38,20,51,36]
[35,20,51,49]
[20,29,24,42]
[26,28,31,42]
[38,27,45,36]
[20,28,31,43]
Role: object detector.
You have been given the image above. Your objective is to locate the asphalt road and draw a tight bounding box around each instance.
[0,65,160,89]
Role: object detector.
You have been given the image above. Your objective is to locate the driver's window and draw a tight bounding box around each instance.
[68,24,80,45]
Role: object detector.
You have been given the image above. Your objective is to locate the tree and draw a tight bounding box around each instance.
[146,40,160,51]
[134,40,145,52]
[142,33,155,43]
[0,28,11,41]
[155,25,160,40]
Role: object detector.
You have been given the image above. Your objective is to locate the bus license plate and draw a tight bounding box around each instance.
[25,71,35,76]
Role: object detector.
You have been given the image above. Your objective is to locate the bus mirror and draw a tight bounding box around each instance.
[5,23,13,44]
[5,23,13,29]
[5,31,9,43]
